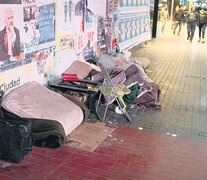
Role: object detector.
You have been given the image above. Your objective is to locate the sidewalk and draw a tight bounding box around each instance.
[107,21,207,142]
[1,22,207,179]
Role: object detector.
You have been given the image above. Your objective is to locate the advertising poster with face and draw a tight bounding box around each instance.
[0,4,24,72]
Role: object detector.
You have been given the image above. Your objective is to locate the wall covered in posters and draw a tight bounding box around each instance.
[0,0,151,92]
[114,0,151,51]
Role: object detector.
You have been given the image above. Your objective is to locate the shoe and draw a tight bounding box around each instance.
[115,106,124,114]
[202,40,205,43]
[173,32,175,34]
[177,34,180,36]
[187,37,189,40]
[190,40,192,43]
[198,38,201,42]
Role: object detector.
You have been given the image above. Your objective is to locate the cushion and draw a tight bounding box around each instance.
[64,60,93,79]
[1,81,84,136]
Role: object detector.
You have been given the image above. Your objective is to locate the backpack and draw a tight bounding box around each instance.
[0,117,33,163]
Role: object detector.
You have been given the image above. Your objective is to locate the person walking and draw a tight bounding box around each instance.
[173,6,184,35]
[186,6,198,43]
[197,9,207,43]
[160,4,169,34]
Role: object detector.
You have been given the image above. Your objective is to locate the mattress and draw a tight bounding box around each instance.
[1,81,84,136]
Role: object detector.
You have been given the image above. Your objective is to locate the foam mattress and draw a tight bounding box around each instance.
[1,81,84,136]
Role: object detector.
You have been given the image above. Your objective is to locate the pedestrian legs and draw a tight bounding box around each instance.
[187,23,196,42]
[198,24,202,42]
[202,24,206,43]
[190,24,196,42]
[173,21,179,34]
[187,23,190,40]
[161,19,167,34]
[177,21,182,35]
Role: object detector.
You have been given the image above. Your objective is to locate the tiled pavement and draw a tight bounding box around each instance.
[1,126,207,179]
[1,22,207,179]
[94,22,207,142]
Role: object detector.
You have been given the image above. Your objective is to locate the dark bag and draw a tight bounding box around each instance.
[0,118,33,163]
[0,90,4,118]
[0,91,66,149]
[2,109,66,149]
[136,82,161,107]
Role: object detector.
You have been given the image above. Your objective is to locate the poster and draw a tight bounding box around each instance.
[111,0,119,55]
[83,0,97,61]
[87,0,107,56]
[104,0,114,53]
[55,0,75,50]
[74,0,97,61]
[0,4,24,71]
[22,0,56,82]
[74,0,84,52]
[23,1,55,53]
[37,4,55,45]
[117,0,151,51]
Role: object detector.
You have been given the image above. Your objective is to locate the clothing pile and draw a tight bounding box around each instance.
[91,53,161,109]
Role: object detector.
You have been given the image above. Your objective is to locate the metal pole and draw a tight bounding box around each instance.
[152,0,159,38]
[171,0,175,21]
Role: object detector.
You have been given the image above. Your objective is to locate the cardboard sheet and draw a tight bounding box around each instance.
[65,121,116,152]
